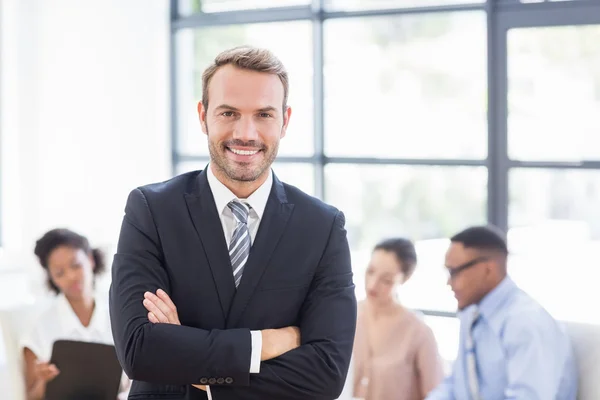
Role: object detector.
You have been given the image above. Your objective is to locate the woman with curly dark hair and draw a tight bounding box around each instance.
[19,228,127,400]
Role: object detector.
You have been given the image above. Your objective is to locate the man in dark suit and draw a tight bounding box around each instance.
[109,46,357,400]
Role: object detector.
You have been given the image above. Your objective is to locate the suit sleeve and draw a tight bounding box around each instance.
[213,211,357,399]
[109,188,252,385]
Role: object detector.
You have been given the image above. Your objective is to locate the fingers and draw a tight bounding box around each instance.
[36,362,60,382]
[156,289,177,311]
[47,364,60,381]
[143,290,180,325]
[145,291,171,318]
[143,294,169,323]
[148,312,159,323]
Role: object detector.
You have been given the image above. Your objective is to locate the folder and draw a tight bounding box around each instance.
[45,340,122,400]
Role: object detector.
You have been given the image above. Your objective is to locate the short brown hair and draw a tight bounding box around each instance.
[201,46,289,113]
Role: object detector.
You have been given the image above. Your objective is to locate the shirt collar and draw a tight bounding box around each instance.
[477,276,517,321]
[206,163,273,219]
[57,292,106,336]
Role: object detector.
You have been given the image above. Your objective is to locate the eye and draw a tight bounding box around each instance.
[259,112,272,118]
[221,111,235,117]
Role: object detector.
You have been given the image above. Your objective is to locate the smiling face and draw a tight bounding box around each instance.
[199,64,291,189]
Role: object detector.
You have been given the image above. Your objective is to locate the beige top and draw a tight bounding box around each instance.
[353,301,444,400]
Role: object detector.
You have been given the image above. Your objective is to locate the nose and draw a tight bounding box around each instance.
[233,116,259,142]
[66,269,78,283]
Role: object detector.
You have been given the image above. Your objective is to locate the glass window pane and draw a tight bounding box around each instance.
[325,165,487,311]
[174,161,315,196]
[271,163,315,196]
[508,25,600,161]
[325,0,483,11]
[179,0,311,15]
[323,12,487,159]
[508,168,600,324]
[175,161,208,175]
[175,22,313,157]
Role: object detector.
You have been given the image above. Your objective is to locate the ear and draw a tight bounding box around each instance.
[484,259,496,276]
[280,105,292,139]
[198,101,208,136]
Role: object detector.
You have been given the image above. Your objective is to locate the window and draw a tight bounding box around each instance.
[508,168,600,323]
[324,12,487,159]
[508,25,600,161]
[171,0,600,361]
[271,163,315,196]
[179,0,312,15]
[325,0,484,11]
[505,18,600,325]
[325,164,487,311]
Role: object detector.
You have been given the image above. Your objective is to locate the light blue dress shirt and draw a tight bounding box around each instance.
[427,277,578,400]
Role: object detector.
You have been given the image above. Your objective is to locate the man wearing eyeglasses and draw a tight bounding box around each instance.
[426,225,577,400]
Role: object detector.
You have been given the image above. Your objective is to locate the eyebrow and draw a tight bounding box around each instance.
[257,106,278,113]
[214,104,279,113]
[214,104,239,112]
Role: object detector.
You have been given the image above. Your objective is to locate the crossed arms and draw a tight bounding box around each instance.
[109,188,357,399]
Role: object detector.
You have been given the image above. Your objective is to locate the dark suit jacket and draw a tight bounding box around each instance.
[109,169,357,400]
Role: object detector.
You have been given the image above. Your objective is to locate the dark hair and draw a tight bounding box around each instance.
[373,238,418,280]
[450,225,508,255]
[34,228,106,293]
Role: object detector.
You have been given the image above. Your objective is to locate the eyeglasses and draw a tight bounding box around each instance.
[446,257,488,279]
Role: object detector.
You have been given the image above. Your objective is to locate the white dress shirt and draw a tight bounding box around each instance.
[204,164,272,398]
[20,293,114,362]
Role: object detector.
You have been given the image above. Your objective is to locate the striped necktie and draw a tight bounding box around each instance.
[466,308,482,400]
[227,200,252,288]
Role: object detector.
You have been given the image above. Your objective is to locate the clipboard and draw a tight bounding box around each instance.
[45,340,123,400]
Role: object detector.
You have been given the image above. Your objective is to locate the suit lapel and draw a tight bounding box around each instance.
[184,170,236,322]
[227,176,294,328]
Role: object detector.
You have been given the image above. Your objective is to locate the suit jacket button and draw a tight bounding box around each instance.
[225,377,234,384]
[208,378,216,385]
[200,378,208,384]
[217,378,225,384]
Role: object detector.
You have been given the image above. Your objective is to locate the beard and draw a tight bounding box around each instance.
[206,125,279,183]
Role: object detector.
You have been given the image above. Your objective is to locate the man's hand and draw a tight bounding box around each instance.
[143,289,181,325]
[143,289,205,391]
[260,326,301,361]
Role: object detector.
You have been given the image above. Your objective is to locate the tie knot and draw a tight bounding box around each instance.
[228,200,250,224]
